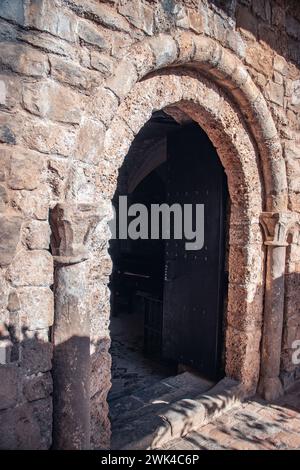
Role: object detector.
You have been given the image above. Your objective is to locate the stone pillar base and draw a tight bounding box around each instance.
[257,376,284,402]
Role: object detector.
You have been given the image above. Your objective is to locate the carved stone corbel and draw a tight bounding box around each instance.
[50,203,102,265]
[50,203,102,450]
[260,211,298,247]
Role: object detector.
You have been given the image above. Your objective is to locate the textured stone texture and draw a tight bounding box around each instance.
[7,250,53,287]
[0,215,23,266]
[23,372,53,402]
[0,365,19,410]
[18,287,54,330]
[160,381,300,450]
[0,0,299,451]
[25,220,50,250]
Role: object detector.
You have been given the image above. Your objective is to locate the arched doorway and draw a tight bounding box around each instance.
[103,69,265,400]
[108,109,229,447]
[47,32,291,451]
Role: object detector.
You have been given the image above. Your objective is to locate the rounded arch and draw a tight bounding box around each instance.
[93,32,287,212]
[103,70,266,390]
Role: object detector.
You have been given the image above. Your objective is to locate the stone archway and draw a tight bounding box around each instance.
[90,33,291,403]
[96,32,288,212]
[103,69,264,393]
[50,32,294,449]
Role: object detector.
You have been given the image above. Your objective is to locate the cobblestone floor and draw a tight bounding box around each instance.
[108,311,174,401]
[162,381,300,450]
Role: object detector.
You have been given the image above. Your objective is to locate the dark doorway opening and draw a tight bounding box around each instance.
[108,111,228,443]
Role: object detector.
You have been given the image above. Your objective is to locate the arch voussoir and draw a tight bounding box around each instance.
[96,32,287,212]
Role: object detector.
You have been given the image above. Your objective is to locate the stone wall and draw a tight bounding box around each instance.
[0,0,299,449]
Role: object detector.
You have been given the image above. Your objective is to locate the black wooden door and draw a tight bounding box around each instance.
[162,123,227,381]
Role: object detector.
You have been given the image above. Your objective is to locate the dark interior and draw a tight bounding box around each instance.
[108,111,228,410]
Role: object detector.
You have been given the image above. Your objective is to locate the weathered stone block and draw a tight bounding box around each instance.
[0,365,19,410]
[229,245,264,284]
[10,183,50,221]
[245,42,273,77]
[149,35,178,68]
[76,118,105,164]
[24,0,77,42]
[0,43,49,77]
[50,55,91,90]
[25,220,50,250]
[7,250,53,287]
[23,81,83,125]
[21,336,52,375]
[22,117,77,157]
[265,81,284,106]
[226,325,261,387]
[274,55,288,76]
[69,0,130,32]
[226,29,246,58]
[0,0,24,24]
[111,30,135,59]
[18,287,54,330]
[118,1,154,35]
[52,55,102,91]
[29,397,52,449]
[0,398,52,449]
[19,29,76,58]
[23,372,53,402]
[227,283,264,331]
[90,87,119,126]
[78,19,109,50]
[106,59,137,100]
[187,9,204,34]
[0,215,23,267]
[8,148,44,190]
[90,51,114,77]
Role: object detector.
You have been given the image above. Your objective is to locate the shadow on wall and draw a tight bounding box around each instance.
[0,269,299,450]
[0,324,53,450]
[210,0,300,68]
[0,324,110,450]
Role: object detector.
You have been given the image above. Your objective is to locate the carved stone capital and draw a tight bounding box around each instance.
[260,211,300,247]
[50,203,102,265]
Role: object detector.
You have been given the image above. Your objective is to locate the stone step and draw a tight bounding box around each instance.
[110,372,214,432]
[110,377,242,450]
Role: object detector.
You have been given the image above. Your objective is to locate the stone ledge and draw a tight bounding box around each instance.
[112,377,246,450]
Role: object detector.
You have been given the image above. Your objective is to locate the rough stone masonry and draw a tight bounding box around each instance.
[0,0,299,450]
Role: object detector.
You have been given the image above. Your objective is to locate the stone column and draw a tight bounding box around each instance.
[50,203,101,450]
[258,212,295,401]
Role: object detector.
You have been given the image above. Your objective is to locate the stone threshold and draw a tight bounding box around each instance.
[111,377,246,450]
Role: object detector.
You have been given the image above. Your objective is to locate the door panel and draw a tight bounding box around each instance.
[162,123,227,380]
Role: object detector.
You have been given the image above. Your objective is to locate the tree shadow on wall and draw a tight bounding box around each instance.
[0,272,299,450]
[0,323,110,450]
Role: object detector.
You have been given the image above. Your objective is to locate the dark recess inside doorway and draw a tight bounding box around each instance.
[108,111,179,403]
[108,110,228,430]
